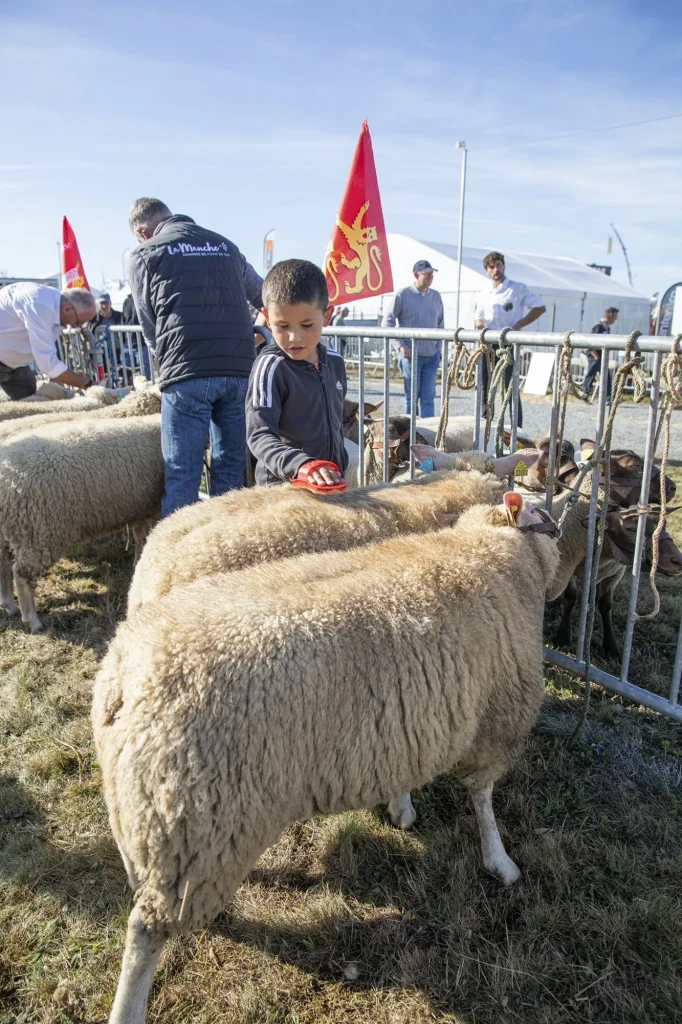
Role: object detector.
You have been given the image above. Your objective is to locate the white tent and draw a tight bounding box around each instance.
[345,233,650,335]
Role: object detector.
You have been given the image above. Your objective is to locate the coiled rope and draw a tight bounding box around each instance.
[632,334,682,621]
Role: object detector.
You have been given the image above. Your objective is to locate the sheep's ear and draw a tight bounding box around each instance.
[580,514,615,530]
[580,438,595,460]
[411,443,436,464]
[493,450,539,479]
[433,510,458,527]
[364,401,383,415]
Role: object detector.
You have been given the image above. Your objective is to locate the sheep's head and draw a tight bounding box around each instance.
[524,437,577,491]
[585,506,682,576]
[502,492,560,536]
[579,439,676,506]
[367,416,428,474]
[342,399,383,438]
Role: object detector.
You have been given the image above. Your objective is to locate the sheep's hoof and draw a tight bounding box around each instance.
[387,794,417,830]
[604,642,621,661]
[0,599,19,617]
[486,854,521,887]
[553,628,572,649]
[23,615,44,633]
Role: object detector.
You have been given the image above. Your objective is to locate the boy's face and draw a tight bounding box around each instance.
[264,301,333,362]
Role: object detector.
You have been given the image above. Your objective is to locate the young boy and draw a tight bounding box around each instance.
[247,259,349,489]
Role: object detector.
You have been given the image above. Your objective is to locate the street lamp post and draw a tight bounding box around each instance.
[441,141,467,411]
[454,140,467,333]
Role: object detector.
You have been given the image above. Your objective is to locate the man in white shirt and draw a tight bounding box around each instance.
[474,251,546,427]
[0,283,95,399]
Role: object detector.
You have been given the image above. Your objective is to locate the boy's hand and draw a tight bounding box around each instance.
[291,460,347,493]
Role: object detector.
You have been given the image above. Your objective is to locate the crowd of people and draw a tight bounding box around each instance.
[0,198,619,517]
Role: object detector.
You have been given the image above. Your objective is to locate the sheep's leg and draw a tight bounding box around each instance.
[13,570,42,633]
[131,523,150,567]
[465,779,520,886]
[0,546,18,616]
[554,576,578,648]
[117,841,139,891]
[387,791,416,830]
[109,906,165,1024]
[598,580,621,661]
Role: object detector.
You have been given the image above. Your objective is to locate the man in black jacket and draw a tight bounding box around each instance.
[127,197,263,516]
[583,306,618,401]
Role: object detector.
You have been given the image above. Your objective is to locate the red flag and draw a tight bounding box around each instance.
[61,217,90,291]
[324,120,393,306]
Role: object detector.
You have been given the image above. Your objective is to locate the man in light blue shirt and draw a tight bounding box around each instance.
[382,259,444,417]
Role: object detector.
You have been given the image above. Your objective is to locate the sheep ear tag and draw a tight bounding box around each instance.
[503,491,523,527]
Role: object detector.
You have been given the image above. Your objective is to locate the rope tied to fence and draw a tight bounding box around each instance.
[435,328,467,450]
[632,334,682,622]
[491,328,516,457]
[576,330,645,730]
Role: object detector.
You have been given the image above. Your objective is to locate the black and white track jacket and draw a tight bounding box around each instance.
[246,342,349,485]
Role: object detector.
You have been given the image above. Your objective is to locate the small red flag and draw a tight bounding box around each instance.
[61,217,90,291]
[324,120,393,306]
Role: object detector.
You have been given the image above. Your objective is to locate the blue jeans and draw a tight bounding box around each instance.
[399,352,441,417]
[160,375,248,518]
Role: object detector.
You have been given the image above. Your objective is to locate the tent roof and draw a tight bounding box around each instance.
[388,234,647,299]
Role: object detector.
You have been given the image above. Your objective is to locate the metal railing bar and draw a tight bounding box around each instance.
[575,344,610,664]
[544,647,682,724]
[409,339,418,479]
[619,352,663,681]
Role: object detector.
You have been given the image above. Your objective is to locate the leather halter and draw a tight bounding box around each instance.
[370,429,410,466]
[517,507,561,538]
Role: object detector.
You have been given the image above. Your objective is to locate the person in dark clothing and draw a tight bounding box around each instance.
[247,259,348,489]
[120,291,152,379]
[127,197,264,517]
[121,293,138,326]
[583,306,618,400]
[89,293,123,335]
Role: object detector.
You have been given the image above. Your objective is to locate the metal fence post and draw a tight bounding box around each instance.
[409,339,418,478]
[575,344,610,664]
[357,336,365,487]
[619,352,663,681]
[383,338,390,484]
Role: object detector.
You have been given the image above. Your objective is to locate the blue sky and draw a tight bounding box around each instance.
[1,0,681,297]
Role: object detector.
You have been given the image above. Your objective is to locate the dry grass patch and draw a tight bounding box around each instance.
[1,488,682,1022]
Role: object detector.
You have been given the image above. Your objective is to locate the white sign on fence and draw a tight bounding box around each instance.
[523,352,555,395]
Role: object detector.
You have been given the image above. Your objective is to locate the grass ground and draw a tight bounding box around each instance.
[1,468,681,1023]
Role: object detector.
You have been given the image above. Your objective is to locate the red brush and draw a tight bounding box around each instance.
[290,460,347,494]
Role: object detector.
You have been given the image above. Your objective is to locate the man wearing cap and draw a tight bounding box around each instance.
[474,251,546,427]
[89,293,122,335]
[382,260,444,417]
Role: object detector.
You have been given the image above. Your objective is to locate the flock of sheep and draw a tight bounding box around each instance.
[0,382,680,1024]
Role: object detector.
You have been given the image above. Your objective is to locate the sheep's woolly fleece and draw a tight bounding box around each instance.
[128,450,501,610]
[94,502,560,936]
[0,386,117,421]
[0,388,161,443]
[0,414,163,581]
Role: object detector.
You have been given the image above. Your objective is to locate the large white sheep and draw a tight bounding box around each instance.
[0,385,118,421]
[127,448,534,612]
[93,495,560,1024]
[0,414,163,631]
[0,387,161,444]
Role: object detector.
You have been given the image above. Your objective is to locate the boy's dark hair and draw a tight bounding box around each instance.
[604,306,619,316]
[262,259,329,310]
[483,250,505,270]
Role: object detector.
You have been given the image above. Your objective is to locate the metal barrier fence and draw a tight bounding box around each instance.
[58,323,681,723]
[325,325,682,725]
[58,326,158,388]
